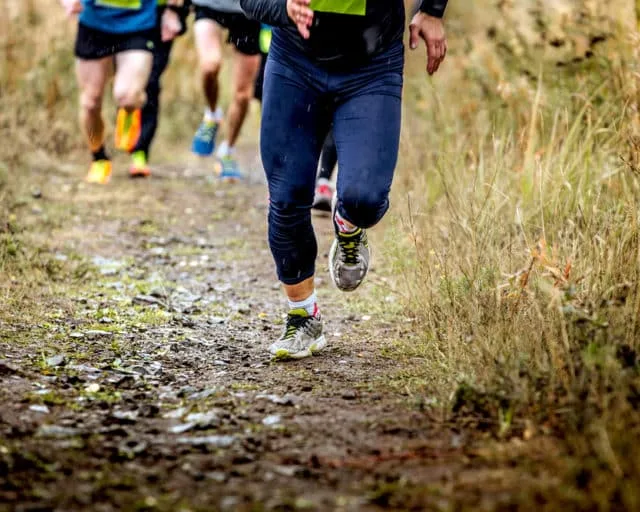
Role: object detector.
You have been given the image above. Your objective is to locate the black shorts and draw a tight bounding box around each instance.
[194,6,261,56]
[74,23,157,60]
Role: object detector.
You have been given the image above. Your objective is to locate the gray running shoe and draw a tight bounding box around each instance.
[269,309,326,360]
[329,228,371,292]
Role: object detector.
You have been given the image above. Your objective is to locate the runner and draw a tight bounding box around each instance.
[240,0,448,359]
[191,0,261,180]
[253,23,336,213]
[60,0,181,184]
[128,0,192,178]
[312,131,336,213]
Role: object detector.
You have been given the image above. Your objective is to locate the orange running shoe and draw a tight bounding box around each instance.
[115,108,142,152]
[86,159,112,185]
[129,150,151,179]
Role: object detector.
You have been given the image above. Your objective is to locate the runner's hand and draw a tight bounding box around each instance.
[161,8,182,42]
[409,12,447,75]
[60,0,82,17]
[287,0,314,40]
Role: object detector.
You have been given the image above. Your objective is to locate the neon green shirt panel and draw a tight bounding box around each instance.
[95,0,142,10]
[310,0,366,16]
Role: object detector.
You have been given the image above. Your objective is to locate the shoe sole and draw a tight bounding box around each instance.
[129,171,151,179]
[271,335,327,361]
[312,200,332,213]
[328,239,372,293]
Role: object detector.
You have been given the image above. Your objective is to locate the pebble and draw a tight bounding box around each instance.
[176,435,236,448]
[163,407,187,419]
[46,354,66,368]
[262,415,282,426]
[29,405,50,414]
[37,425,81,438]
[85,383,100,393]
[169,423,196,434]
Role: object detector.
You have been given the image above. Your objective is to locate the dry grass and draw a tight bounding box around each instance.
[379,3,640,507]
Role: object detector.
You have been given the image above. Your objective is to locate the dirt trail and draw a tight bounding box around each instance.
[0,151,512,512]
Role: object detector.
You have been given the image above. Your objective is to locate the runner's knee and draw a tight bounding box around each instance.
[339,188,389,229]
[200,56,222,77]
[233,85,253,106]
[113,83,145,110]
[79,90,102,114]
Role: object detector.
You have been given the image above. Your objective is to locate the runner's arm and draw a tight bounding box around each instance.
[419,0,448,18]
[239,0,290,27]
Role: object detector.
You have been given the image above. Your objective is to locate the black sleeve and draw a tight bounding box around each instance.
[419,0,448,18]
[240,0,290,26]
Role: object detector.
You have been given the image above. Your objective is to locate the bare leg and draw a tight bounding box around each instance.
[226,49,260,147]
[283,277,315,303]
[194,19,223,112]
[75,57,111,152]
[113,50,153,111]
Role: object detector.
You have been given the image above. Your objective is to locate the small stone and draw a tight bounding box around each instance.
[85,330,113,339]
[37,425,81,438]
[118,440,147,457]
[111,410,138,424]
[67,364,100,373]
[29,405,50,414]
[185,411,220,429]
[31,187,42,199]
[176,435,236,448]
[213,360,229,366]
[206,471,228,483]
[256,394,298,406]
[341,391,357,400]
[133,295,166,307]
[262,415,282,426]
[69,332,84,339]
[169,423,195,434]
[272,465,301,477]
[236,304,251,315]
[85,383,100,393]
[208,316,227,325]
[46,354,66,368]
[162,407,187,419]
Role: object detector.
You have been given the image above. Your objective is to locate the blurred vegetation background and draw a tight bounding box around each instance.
[2,0,640,507]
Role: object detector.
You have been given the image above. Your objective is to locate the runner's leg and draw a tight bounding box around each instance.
[113,50,153,111]
[312,129,337,212]
[328,42,404,291]
[134,39,173,159]
[76,57,111,153]
[194,18,223,114]
[318,130,337,181]
[261,52,330,358]
[192,16,223,156]
[225,49,260,148]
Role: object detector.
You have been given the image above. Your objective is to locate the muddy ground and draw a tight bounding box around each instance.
[0,151,572,512]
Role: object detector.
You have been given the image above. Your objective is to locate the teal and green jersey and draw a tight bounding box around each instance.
[79,0,157,34]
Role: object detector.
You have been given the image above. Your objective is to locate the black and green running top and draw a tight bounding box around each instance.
[239,0,447,65]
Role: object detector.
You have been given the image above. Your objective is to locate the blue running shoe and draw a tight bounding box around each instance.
[192,121,218,156]
[219,156,244,182]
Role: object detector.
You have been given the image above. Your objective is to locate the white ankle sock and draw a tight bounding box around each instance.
[288,291,318,317]
[216,141,235,159]
[334,210,358,234]
[204,107,223,124]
